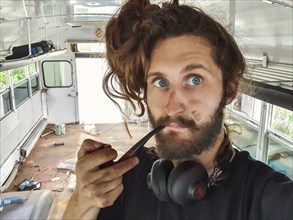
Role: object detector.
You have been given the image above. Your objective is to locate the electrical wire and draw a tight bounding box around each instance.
[30,152,76,181]
[24,187,38,201]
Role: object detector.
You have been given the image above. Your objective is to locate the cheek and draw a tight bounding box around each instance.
[188,91,222,121]
[146,90,163,112]
[147,89,173,121]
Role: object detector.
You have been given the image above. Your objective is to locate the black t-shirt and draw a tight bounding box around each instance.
[98,147,293,220]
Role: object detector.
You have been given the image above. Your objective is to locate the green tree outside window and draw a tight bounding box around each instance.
[11,67,26,83]
[0,71,7,89]
[272,106,293,139]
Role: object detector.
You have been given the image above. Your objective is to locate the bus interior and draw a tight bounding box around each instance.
[0,0,292,219]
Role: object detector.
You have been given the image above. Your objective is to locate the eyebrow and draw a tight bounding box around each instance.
[147,64,210,79]
[181,64,210,74]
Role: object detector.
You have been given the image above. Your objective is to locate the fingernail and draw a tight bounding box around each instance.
[94,142,111,149]
[103,144,112,149]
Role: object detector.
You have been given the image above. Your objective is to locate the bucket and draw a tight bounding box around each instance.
[55,123,65,135]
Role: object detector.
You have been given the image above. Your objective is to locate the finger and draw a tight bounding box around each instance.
[86,181,124,208]
[76,148,118,174]
[95,156,139,182]
[84,177,122,196]
[77,139,111,160]
[79,155,138,185]
[96,184,124,208]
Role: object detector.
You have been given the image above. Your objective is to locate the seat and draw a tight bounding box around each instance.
[0,189,55,220]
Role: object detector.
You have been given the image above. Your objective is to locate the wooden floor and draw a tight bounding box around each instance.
[7,122,155,220]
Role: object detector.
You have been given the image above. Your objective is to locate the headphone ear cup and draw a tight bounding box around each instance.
[167,161,208,206]
[147,159,174,202]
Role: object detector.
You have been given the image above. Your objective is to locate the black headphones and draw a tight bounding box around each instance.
[147,137,234,206]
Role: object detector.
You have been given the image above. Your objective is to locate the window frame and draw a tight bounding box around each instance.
[42,60,73,88]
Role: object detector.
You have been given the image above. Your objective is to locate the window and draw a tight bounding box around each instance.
[0,71,11,118]
[226,92,293,179]
[267,138,293,180]
[28,63,40,95]
[0,71,8,90]
[271,106,293,139]
[231,93,262,122]
[28,63,37,75]
[30,75,39,95]
[77,43,106,53]
[11,67,26,83]
[0,89,12,119]
[14,80,29,107]
[0,64,39,114]
[225,93,261,159]
[42,61,72,87]
[267,106,293,179]
[11,66,29,107]
[225,113,258,159]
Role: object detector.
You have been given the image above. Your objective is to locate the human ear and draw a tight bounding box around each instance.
[225,80,239,105]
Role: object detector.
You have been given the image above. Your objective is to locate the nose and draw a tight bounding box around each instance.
[165,89,185,117]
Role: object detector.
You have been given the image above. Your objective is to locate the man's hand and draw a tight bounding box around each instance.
[62,139,139,219]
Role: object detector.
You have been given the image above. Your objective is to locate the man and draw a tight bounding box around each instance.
[63,0,292,219]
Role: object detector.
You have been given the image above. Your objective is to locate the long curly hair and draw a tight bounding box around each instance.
[103,0,246,117]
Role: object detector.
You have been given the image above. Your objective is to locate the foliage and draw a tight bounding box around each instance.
[272,106,293,139]
[0,64,38,90]
[0,71,7,89]
[11,67,26,83]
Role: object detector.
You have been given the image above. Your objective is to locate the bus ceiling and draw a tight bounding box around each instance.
[0,0,292,108]
[0,1,292,59]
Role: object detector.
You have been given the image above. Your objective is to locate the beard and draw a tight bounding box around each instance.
[147,97,225,160]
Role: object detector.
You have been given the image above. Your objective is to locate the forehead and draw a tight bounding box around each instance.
[148,35,220,77]
[153,35,213,53]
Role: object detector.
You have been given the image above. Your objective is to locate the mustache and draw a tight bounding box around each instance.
[156,116,198,130]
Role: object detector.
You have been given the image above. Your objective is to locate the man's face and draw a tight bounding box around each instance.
[146,36,225,160]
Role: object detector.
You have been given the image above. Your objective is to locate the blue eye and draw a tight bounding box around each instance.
[187,75,201,85]
[154,79,168,88]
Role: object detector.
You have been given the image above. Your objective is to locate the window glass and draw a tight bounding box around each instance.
[268,138,293,180]
[30,75,39,94]
[42,61,72,87]
[73,5,118,15]
[0,71,7,90]
[0,90,12,119]
[11,66,26,83]
[225,113,258,159]
[231,93,262,122]
[28,63,37,75]
[271,106,293,139]
[14,80,29,106]
[227,92,293,172]
[77,43,106,53]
